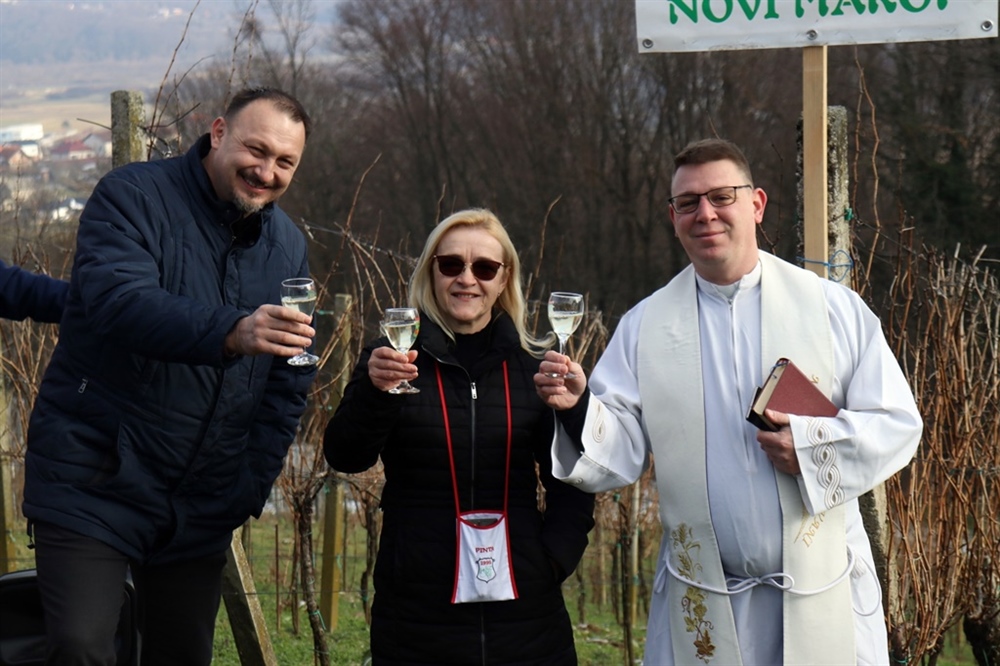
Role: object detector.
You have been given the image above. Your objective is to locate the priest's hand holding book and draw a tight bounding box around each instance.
[755,409,800,475]
[745,357,840,476]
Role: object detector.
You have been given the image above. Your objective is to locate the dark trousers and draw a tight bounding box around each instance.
[32,521,227,666]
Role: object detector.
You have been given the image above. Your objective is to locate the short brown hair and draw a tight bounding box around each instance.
[225,87,312,139]
[673,138,754,187]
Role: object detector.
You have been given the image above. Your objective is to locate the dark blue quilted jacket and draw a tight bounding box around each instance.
[23,135,316,564]
[0,258,68,323]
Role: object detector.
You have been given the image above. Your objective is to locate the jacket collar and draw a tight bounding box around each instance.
[419,310,521,366]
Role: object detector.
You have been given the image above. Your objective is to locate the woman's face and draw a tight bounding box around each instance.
[432,226,509,334]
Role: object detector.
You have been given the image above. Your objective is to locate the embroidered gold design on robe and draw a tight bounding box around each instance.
[671,524,716,662]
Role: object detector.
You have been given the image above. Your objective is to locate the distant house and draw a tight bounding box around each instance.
[47,197,87,222]
[17,142,41,159]
[82,131,113,158]
[49,140,96,161]
[0,145,32,169]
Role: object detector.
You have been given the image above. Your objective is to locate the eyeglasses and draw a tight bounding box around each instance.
[668,185,752,214]
[433,255,506,281]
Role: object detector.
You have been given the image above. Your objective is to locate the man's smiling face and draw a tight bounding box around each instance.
[203,99,306,216]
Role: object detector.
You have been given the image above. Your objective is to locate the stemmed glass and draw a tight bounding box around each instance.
[381,307,421,394]
[280,277,319,366]
[546,292,584,378]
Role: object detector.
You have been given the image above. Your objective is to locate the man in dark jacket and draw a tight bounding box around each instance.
[23,87,318,665]
[0,259,68,323]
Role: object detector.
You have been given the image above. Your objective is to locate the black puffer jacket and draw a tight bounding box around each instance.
[325,312,595,665]
[23,135,315,564]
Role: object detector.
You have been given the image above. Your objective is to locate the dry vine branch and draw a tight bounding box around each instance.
[873,240,1000,664]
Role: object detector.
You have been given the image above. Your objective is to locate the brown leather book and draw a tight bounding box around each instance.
[746,358,839,431]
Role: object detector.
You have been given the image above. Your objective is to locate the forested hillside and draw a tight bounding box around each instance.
[153,0,998,313]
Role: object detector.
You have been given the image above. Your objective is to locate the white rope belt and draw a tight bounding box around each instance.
[655,545,882,617]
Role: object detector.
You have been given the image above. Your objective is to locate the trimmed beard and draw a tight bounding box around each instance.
[233,194,265,216]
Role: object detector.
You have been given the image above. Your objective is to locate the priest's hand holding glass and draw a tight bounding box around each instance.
[545,292,584,378]
[536,350,588,409]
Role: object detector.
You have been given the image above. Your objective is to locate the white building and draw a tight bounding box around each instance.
[0,124,44,143]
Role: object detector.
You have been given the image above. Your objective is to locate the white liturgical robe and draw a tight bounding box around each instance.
[552,252,922,665]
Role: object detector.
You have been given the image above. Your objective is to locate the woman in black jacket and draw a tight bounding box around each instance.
[324,208,595,665]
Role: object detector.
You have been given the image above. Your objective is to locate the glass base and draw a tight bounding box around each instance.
[544,371,577,379]
[388,382,420,394]
[288,353,319,366]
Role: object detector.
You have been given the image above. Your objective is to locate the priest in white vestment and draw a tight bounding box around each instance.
[535,139,922,666]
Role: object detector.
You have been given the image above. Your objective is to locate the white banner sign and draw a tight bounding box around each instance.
[635,0,997,52]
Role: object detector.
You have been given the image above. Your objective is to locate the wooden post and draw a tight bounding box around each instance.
[319,294,354,630]
[798,105,850,273]
[111,90,146,169]
[0,361,17,574]
[801,45,829,279]
[835,95,892,615]
[319,481,346,631]
[596,521,607,608]
[222,531,278,666]
[628,482,641,638]
[826,106,851,280]
[801,102,895,619]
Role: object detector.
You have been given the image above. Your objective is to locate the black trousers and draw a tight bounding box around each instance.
[32,521,227,666]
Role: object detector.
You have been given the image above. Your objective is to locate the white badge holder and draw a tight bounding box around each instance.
[452,510,517,604]
[436,361,520,605]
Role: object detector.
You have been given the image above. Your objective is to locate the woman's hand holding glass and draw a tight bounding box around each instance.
[368,346,419,393]
[375,307,421,394]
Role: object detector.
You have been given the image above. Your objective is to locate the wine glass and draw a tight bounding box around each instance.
[280,277,319,366]
[381,307,421,394]
[546,292,584,378]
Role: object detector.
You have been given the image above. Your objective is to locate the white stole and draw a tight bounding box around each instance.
[637,253,855,664]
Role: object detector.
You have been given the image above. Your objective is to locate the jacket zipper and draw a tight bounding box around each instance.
[428,349,496,664]
[480,605,487,665]
[470,381,477,507]
[425,349,478,510]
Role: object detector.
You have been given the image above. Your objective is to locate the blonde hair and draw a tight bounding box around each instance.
[408,208,550,357]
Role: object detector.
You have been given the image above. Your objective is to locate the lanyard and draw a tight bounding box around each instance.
[435,361,512,517]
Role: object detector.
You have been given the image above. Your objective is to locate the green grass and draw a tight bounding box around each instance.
[209,514,976,666]
[212,593,372,665]
[210,513,648,665]
[211,590,643,665]
[7,512,977,665]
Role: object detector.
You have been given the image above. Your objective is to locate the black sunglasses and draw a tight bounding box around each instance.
[433,255,505,281]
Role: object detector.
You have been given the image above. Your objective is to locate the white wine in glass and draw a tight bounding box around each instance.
[547,292,584,378]
[280,277,319,366]
[382,307,420,394]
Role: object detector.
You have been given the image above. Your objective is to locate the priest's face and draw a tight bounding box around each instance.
[669,159,766,285]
